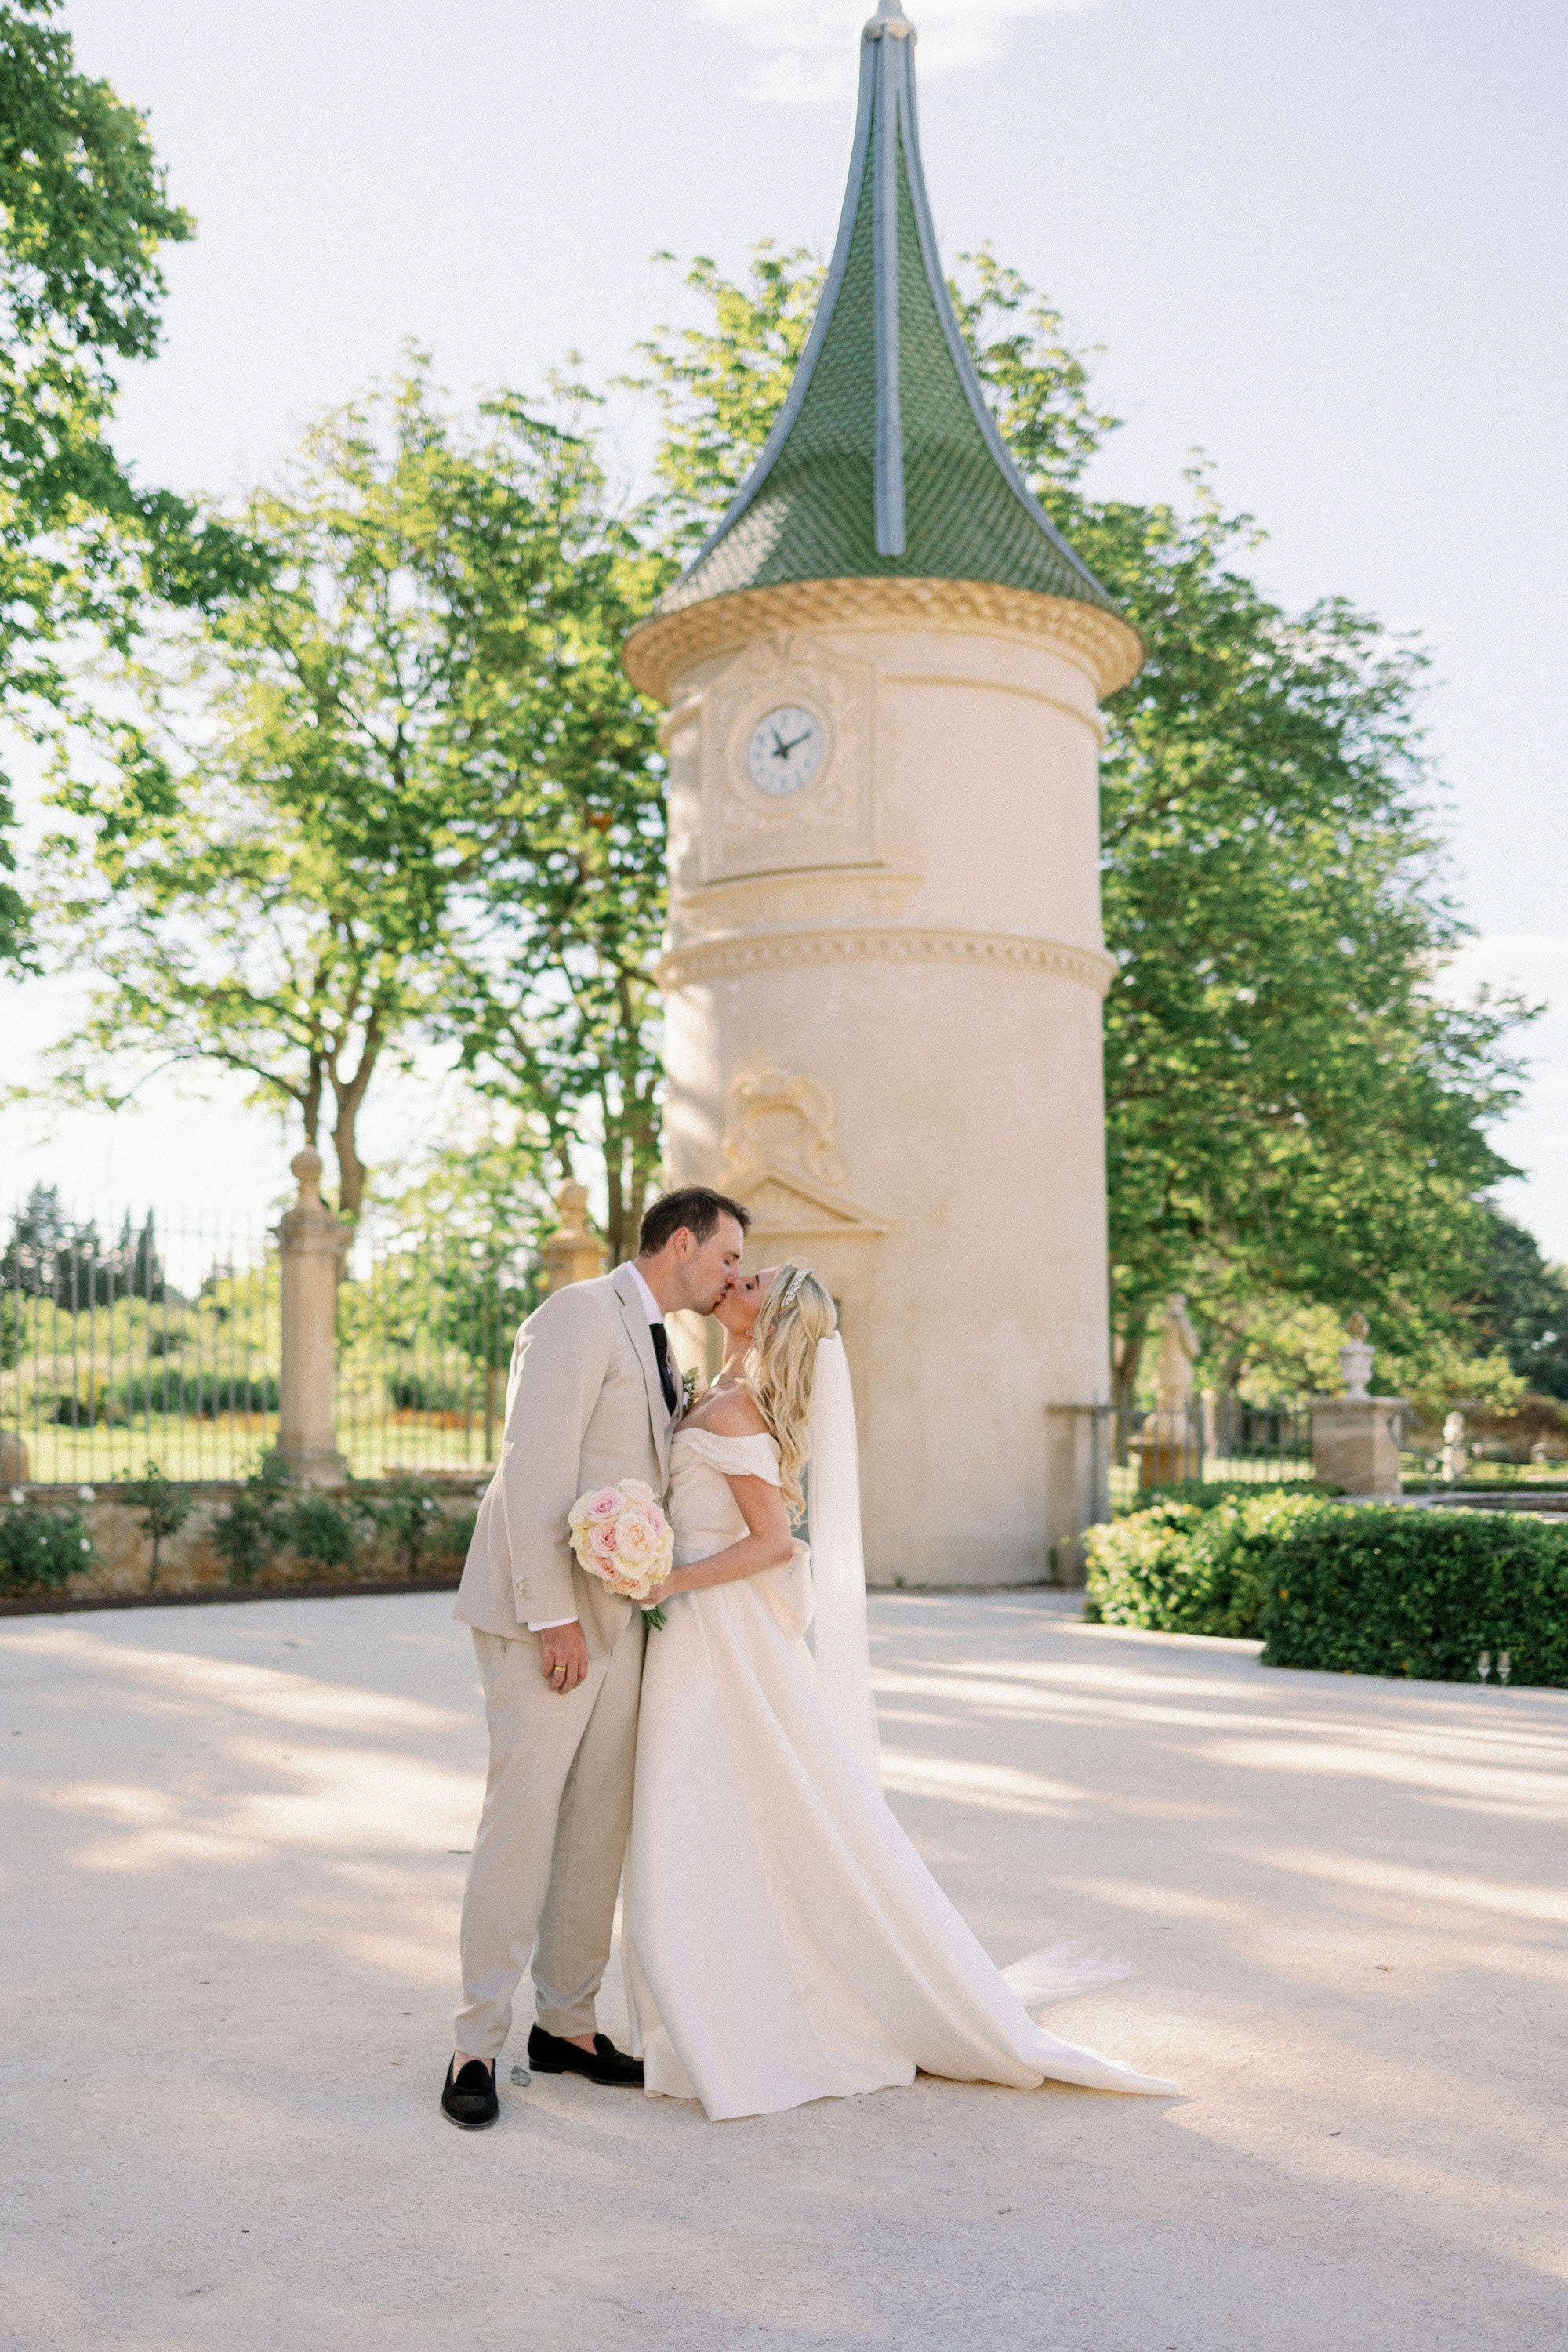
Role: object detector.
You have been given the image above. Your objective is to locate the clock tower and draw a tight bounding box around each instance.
[624,0,1142,1586]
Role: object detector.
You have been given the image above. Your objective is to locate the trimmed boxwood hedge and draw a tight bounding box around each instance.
[1087,1492,1568,1686]
[1086,1490,1332,1639]
[1260,1509,1568,1686]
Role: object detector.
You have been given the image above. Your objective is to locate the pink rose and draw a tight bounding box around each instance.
[585,1488,621,1519]
[615,1516,655,1568]
[588,1522,620,1562]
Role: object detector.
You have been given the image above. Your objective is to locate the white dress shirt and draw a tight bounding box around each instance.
[528,1263,666,1633]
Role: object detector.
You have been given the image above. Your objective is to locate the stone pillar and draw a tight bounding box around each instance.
[541,1181,605,1294]
[273,1148,349,1488]
[1044,1406,1110,1587]
[1312,1314,1404,1497]
[0,1432,29,1486]
[1310,1399,1404,1497]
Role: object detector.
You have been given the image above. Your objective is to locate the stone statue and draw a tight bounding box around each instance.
[1441,1410,1467,1484]
[1135,1293,1202,1486]
[1154,1294,1200,1430]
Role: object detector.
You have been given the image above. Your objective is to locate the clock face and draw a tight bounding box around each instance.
[746,705,825,797]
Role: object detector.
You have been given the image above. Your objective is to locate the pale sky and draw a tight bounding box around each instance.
[2,0,1564,1256]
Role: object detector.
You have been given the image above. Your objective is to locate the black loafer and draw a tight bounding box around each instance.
[528,2024,644,2088]
[441,2055,499,2129]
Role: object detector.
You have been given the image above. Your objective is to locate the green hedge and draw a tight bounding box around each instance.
[1261,1509,1568,1686]
[1087,1492,1568,1686]
[1117,1476,1321,1517]
[1087,1490,1332,1639]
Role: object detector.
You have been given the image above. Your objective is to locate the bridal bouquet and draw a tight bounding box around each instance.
[568,1478,674,1630]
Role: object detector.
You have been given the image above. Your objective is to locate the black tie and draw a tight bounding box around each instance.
[649,1321,678,1417]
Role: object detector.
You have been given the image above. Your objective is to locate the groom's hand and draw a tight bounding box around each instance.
[539,1622,589,1693]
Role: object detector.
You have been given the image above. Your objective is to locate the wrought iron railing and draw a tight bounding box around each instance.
[1,1192,535,1485]
[1057,1396,1316,1526]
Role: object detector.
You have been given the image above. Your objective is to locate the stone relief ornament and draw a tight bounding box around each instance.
[719,1069,892,1241]
[700,632,877,884]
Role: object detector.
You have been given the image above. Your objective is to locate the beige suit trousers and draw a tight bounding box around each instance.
[455,1612,645,2058]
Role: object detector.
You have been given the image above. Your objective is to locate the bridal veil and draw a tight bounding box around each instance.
[805,1334,881,1781]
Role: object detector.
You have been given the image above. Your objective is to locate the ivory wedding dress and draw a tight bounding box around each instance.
[624,1422,1175,2122]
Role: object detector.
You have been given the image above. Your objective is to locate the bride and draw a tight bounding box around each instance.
[625,1263,1175,2122]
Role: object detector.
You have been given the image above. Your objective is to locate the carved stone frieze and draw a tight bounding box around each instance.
[659,927,1116,997]
[624,576,1144,706]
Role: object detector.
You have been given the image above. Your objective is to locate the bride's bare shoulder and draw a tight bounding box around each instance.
[701,1385,769,1439]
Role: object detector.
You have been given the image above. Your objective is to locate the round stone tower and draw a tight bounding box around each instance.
[624,0,1142,1586]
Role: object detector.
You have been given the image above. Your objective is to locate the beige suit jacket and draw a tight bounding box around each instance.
[453,1261,673,1656]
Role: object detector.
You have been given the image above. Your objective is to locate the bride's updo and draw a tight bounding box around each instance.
[746,1264,837,1518]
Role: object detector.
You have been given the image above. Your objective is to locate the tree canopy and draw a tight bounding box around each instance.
[37,358,666,1229]
[0,0,254,967]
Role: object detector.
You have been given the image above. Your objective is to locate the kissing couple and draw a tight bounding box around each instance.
[441,1185,1174,2125]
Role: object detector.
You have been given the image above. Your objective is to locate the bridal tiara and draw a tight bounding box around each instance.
[781,1266,812,1312]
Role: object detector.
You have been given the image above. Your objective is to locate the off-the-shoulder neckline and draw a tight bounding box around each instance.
[675,1425,778,1451]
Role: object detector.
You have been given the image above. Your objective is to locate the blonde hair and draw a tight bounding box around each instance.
[746,1264,837,1517]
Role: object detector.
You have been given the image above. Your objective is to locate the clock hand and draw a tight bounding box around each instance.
[775,731,811,758]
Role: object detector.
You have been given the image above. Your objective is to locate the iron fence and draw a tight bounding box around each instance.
[2,1190,535,1485]
[337,1222,536,1478]
[1069,1395,1316,1524]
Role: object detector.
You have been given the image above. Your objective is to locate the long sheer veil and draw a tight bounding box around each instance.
[805,1334,881,1783]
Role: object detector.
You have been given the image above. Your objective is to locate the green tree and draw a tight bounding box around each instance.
[0,0,252,965]
[633,244,1526,1395]
[1464,1208,1568,1401]
[38,358,664,1222]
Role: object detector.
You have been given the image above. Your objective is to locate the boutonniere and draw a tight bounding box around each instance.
[681,1366,699,1417]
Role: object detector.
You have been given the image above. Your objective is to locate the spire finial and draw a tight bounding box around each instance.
[866,0,914,36]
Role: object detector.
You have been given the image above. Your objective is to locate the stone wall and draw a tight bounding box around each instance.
[5,1477,485,1606]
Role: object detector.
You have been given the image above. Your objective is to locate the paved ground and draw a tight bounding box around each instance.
[1,1591,1564,2352]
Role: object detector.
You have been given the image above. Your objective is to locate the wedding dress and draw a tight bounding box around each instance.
[623,1421,1175,2122]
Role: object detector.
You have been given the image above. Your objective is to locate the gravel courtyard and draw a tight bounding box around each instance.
[2,1588,1563,2351]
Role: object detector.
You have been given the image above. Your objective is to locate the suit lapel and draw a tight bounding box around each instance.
[612,1262,672,1477]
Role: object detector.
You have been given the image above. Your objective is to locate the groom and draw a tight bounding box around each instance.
[440,1185,750,2129]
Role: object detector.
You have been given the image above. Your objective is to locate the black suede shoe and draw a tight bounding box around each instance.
[528,2024,644,2088]
[441,2055,499,2129]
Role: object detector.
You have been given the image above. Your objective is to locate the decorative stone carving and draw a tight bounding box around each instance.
[719,1069,891,1241]
[1338,1311,1375,1400]
[624,575,1144,706]
[1153,1294,1200,1429]
[658,926,1116,996]
[1441,1410,1467,1483]
[271,1148,350,1490]
[699,630,877,883]
[542,1181,605,1294]
[1135,1291,1202,1486]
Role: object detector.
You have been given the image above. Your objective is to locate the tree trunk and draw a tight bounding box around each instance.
[328,1023,384,1220]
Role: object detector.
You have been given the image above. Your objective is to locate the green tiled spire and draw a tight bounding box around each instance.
[659,1,1117,620]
